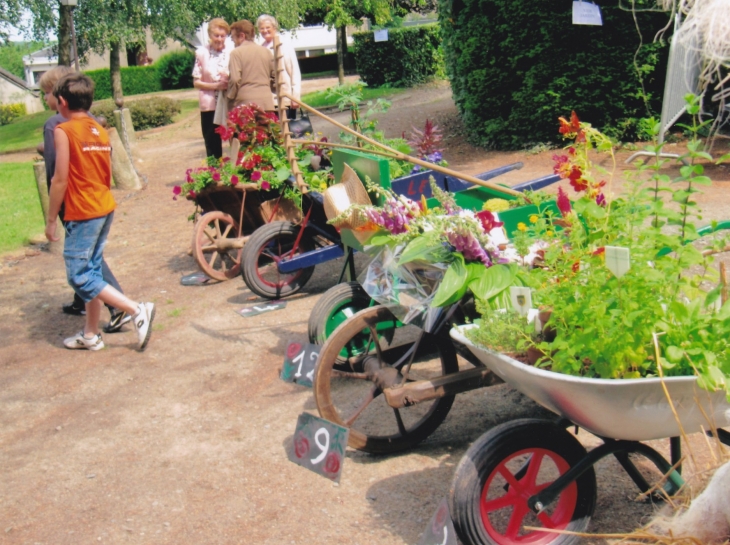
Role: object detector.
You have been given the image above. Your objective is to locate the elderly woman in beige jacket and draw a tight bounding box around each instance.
[257,14,302,119]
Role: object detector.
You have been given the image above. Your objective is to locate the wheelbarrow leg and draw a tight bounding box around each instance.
[337,246,356,283]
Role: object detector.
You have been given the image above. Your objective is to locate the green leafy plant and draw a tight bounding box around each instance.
[84,65,161,100]
[466,309,537,354]
[0,103,26,126]
[507,104,730,397]
[90,97,181,130]
[156,50,195,90]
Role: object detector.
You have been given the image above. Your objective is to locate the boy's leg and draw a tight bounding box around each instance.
[84,298,103,336]
[102,258,123,313]
[101,259,133,333]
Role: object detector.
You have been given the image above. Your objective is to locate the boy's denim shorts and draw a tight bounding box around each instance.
[63,212,114,303]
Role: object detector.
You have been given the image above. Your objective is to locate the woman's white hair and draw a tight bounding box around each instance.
[256,14,278,30]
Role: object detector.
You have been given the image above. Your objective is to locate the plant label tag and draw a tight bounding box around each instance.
[235,300,286,317]
[510,287,532,316]
[374,29,389,42]
[280,341,319,388]
[572,1,602,25]
[605,246,630,278]
[288,412,349,482]
[418,498,457,545]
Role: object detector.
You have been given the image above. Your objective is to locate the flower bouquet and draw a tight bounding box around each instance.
[331,179,547,327]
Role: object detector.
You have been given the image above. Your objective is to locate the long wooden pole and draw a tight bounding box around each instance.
[281,92,521,197]
[291,139,399,159]
[274,36,307,193]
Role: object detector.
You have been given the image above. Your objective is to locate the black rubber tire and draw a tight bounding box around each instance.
[241,221,315,299]
[308,282,372,344]
[314,305,458,454]
[450,419,596,545]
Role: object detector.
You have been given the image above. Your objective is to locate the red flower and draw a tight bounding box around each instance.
[212,171,221,182]
[287,343,302,359]
[230,175,239,186]
[593,247,605,256]
[216,125,234,141]
[558,111,585,143]
[559,111,580,135]
[221,156,230,164]
[568,167,588,192]
[185,168,193,183]
[323,452,341,475]
[172,185,182,200]
[261,181,270,190]
[242,159,255,170]
[251,154,262,166]
[595,193,606,207]
[294,433,309,459]
[572,261,580,273]
[251,171,262,182]
[188,190,197,199]
[557,187,571,217]
[475,210,503,232]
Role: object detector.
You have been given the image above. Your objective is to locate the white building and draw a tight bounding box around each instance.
[0,66,43,112]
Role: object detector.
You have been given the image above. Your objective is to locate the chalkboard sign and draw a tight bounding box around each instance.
[280,341,319,388]
[235,300,287,317]
[287,413,349,482]
[418,498,457,545]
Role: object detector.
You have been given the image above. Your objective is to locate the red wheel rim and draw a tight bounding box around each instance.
[480,448,578,544]
[256,237,303,289]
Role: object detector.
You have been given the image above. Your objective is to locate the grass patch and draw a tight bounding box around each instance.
[0,110,54,154]
[173,99,199,123]
[0,162,45,253]
[301,85,407,109]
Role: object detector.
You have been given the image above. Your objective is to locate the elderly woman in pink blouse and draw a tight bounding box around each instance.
[192,18,233,159]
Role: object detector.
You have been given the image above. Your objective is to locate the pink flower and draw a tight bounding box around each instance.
[188,190,197,199]
[172,185,182,200]
[230,175,239,186]
[212,171,221,182]
[185,169,193,183]
[595,193,606,207]
[261,181,271,190]
[251,171,262,182]
[557,187,572,217]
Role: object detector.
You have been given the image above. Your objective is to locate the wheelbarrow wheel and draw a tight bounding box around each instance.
[192,211,243,281]
[241,221,315,299]
[308,282,372,345]
[450,419,596,545]
[314,305,458,454]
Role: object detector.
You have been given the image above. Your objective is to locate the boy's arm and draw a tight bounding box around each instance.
[45,127,70,242]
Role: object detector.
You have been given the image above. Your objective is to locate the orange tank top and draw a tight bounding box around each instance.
[57,116,115,221]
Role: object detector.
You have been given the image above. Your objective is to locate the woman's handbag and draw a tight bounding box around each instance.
[287,109,314,137]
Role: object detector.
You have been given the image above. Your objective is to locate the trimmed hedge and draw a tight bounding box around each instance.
[157,50,195,90]
[438,0,670,148]
[353,24,444,87]
[85,65,161,101]
[90,96,181,131]
[0,103,26,125]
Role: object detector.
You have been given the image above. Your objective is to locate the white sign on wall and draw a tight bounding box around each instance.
[572,1,603,26]
[374,29,389,42]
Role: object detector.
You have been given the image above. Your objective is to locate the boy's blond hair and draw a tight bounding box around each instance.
[38,65,75,93]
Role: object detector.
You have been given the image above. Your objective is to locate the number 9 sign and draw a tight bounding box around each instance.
[288,413,349,482]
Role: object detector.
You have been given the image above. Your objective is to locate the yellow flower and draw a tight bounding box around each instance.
[546,230,554,237]
[517,222,528,232]
[529,214,539,224]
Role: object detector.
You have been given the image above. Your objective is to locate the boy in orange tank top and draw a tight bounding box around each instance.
[45,73,155,351]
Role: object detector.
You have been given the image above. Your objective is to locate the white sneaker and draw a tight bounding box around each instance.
[64,331,104,351]
[133,302,155,351]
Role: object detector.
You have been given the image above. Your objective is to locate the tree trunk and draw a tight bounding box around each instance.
[110,41,124,103]
[336,25,347,86]
[58,4,73,67]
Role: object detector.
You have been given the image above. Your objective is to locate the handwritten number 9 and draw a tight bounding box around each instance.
[310,427,330,464]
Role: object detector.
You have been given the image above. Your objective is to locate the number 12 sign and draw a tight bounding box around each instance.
[288,413,349,482]
[280,341,319,388]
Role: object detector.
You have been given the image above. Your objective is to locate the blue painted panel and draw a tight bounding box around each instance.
[278,244,346,273]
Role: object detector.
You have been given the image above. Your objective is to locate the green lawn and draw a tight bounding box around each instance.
[0,110,54,154]
[0,162,45,253]
[301,85,407,109]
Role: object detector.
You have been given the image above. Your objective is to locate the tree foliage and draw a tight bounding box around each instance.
[0,1,23,43]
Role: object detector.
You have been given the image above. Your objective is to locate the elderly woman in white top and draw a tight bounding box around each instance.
[192,18,233,159]
[257,14,302,120]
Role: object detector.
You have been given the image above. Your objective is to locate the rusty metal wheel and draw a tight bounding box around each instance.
[192,211,244,281]
[313,305,458,454]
